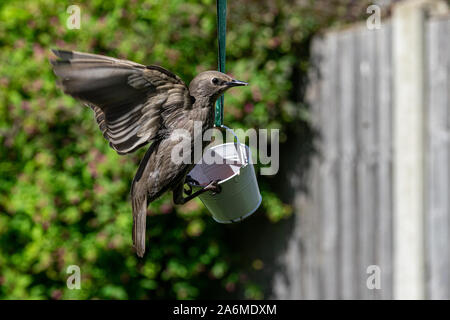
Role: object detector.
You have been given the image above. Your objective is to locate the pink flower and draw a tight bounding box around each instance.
[244,103,254,113]
[49,16,59,26]
[31,80,43,92]
[0,78,9,87]
[21,101,31,111]
[160,203,173,214]
[252,87,262,101]
[226,282,236,292]
[51,290,62,300]
[33,43,45,60]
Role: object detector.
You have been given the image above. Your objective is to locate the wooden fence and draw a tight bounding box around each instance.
[273,2,449,299]
[301,21,394,300]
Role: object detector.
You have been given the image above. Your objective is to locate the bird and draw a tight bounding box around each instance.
[50,49,248,257]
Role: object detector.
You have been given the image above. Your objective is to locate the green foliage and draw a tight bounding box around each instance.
[0,0,368,299]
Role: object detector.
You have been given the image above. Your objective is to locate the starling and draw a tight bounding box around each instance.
[50,49,248,257]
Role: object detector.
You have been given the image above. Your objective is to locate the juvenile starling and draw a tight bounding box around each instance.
[51,49,247,257]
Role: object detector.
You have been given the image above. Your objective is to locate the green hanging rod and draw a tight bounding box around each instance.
[215,0,227,127]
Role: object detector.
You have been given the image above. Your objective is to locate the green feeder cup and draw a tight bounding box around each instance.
[188,127,262,223]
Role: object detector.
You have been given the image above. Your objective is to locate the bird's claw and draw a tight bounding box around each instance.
[205,179,222,195]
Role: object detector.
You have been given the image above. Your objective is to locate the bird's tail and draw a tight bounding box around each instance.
[132,192,147,258]
[130,143,157,258]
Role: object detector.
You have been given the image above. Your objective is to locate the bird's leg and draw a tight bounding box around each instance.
[173,180,222,205]
[184,175,200,196]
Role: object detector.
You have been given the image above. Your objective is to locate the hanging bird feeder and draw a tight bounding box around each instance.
[188,0,262,223]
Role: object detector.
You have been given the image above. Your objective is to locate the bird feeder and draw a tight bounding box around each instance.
[186,0,262,223]
[188,127,262,223]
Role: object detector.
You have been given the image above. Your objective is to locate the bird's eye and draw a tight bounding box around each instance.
[212,78,219,85]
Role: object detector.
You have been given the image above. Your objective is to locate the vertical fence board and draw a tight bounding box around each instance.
[355,27,378,299]
[447,19,450,298]
[447,19,450,299]
[393,1,428,299]
[426,17,450,300]
[300,36,325,300]
[337,30,358,299]
[318,32,340,299]
[375,22,394,300]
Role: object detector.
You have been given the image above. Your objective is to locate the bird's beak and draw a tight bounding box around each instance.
[226,79,248,87]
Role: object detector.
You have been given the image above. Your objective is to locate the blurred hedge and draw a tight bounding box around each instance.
[0,0,370,299]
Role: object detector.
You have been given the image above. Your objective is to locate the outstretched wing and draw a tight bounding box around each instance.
[51,49,192,154]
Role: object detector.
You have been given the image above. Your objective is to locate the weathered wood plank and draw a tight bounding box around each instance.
[374,22,393,300]
[426,17,450,300]
[393,1,427,299]
[299,36,326,300]
[318,32,340,299]
[447,19,450,299]
[297,159,321,299]
[336,29,357,299]
[355,27,378,299]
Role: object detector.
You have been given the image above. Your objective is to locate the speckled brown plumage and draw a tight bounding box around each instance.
[51,49,247,257]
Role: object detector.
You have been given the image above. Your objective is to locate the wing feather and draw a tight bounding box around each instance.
[51,49,192,154]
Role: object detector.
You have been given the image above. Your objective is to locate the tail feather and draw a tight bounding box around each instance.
[130,143,159,258]
[132,193,147,258]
